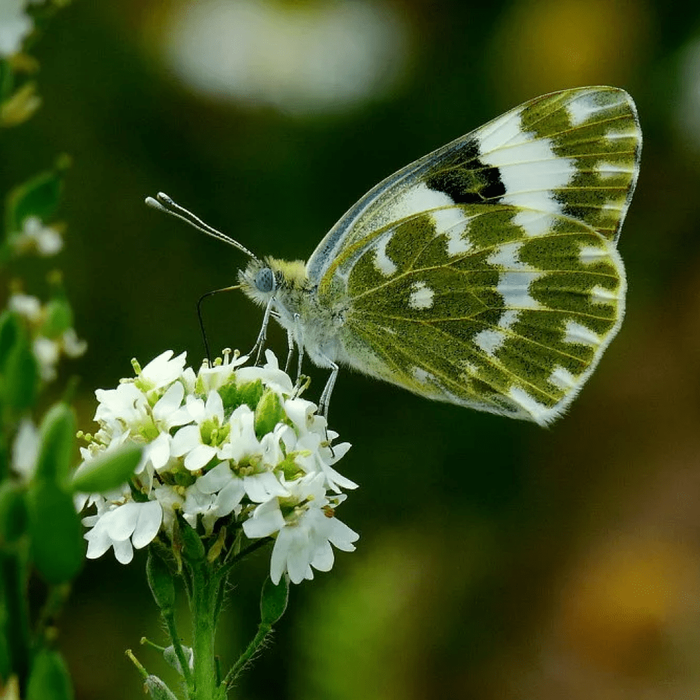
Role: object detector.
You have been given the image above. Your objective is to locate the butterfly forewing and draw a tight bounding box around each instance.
[308,86,640,283]
[311,87,640,424]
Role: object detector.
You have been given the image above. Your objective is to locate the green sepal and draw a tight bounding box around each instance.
[2,328,39,413]
[254,389,284,439]
[34,403,75,484]
[0,481,28,543]
[146,550,176,615]
[27,481,84,583]
[178,517,205,562]
[144,675,179,700]
[260,575,289,626]
[71,444,142,494]
[5,161,67,235]
[26,649,74,700]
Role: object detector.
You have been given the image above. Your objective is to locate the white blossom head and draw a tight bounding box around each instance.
[78,349,358,583]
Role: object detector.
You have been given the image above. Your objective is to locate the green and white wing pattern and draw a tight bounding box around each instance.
[313,87,641,424]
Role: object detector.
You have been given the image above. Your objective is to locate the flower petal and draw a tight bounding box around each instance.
[184,444,217,471]
[243,500,285,539]
[171,425,202,457]
[132,501,163,549]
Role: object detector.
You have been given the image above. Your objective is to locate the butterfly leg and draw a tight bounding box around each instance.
[249,298,274,364]
[284,327,295,374]
[293,314,306,381]
[297,344,305,383]
[318,358,339,419]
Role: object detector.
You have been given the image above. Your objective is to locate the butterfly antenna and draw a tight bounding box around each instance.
[145,192,260,262]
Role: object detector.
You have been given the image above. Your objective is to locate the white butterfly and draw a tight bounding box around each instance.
[148,86,641,425]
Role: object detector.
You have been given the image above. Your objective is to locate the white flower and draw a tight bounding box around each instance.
[11,418,39,479]
[83,500,163,564]
[11,216,63,256]
[194,349,248,393]
[243,473,358,584]
[146,382,193,470]
[0,0,33,57]
[7,293,42,322]
[294,430,357,493]
[135,350,187,393]
[236,350,295,396]
[95,382,149,429]
[171,390,227,471]
[78,349,357,582]
[32,330,87,382]
[153,483,185,536]
[7,293,87,382]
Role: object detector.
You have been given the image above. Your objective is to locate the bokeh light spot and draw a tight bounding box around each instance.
[157,0,411,115]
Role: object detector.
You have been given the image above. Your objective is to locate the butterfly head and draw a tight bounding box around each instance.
[238,256,308,310]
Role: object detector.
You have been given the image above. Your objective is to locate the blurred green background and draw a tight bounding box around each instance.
[4,0,700,697]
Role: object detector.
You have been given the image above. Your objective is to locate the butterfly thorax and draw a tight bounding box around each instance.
[239,256,346,369]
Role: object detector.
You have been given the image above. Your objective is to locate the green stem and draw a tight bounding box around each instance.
[215,538,271,584]
[189,561,224,700]
[222,622,271,690]
[162,609,193,690]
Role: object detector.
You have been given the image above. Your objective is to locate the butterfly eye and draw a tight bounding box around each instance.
[255,267,276,293]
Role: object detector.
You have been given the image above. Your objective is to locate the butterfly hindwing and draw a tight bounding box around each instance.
[337,205,624,423]
[311,86,640,424]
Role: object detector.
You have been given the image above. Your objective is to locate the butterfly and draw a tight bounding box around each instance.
[147,86,641,426]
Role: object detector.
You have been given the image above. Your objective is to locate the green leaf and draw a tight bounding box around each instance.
[35,403,75,484]
[260,576,289,626]
[71,444,142,493]
[147,550,175,615]
[254,389,284,439]
[3,331,39,413]
[0,311,20,371]
[0,482,27,543]
[5,164,66,234]
[26,649,74,700]
[27,481,84,584]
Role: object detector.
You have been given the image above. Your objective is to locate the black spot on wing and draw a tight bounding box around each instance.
[425,138,506,205]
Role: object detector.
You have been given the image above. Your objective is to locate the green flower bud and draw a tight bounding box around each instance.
[254,388,284,438]
[147,550,176,615]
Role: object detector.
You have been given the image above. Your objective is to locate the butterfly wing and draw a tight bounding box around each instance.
[310,86,641,424]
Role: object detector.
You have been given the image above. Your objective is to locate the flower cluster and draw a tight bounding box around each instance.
[8,292,86,382]
[77,350,359,584]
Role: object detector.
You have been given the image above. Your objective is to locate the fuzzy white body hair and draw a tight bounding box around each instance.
[239,256,347,369]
